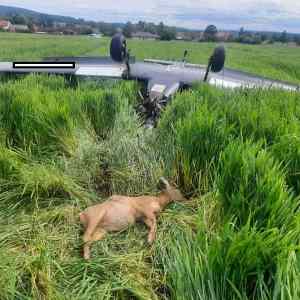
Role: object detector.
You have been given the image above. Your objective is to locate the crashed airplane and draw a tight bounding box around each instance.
[0,33,299,126]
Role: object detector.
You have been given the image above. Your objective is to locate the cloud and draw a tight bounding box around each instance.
[1,0,300,32]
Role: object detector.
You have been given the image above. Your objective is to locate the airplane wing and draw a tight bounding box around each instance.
[209,68,299,92]
[0,57,126,78]
[142,59,299,92]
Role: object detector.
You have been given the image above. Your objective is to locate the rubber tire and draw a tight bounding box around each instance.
[110,33,126,62]
[210,46,225,72]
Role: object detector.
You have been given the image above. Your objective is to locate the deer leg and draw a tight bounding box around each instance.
[81,209,106,260]
[143,214,157,244]
[82,220,100,260]
[83,228,106,260]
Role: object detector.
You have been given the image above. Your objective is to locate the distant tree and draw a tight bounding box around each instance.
[155,22,176,40]
[279,30,288,43]
[27,21,35,33]
[235,27,247,43]
[40,18,54,28]
[157,22,165,36]
[235,32,262,45]
[204,24,218,41]
[123,22,134,38]
[239,27,245,38]
[159,27,176,40]
[295,35,300,46]
[253,34,262,44]
[11,14,27,25]
[261,33,268,42]
[137,21,145,31]
[79,26,93,35]
[271,33,280,43]
[145,22,156,34]
[99,22,116,36]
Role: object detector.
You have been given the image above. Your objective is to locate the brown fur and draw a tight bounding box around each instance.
[79,178,186,259]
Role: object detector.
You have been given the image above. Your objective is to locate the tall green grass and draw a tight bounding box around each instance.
[217,140,297,229]
[156,84,300,299]
[157,139,300,299]
[159,220,300,300]
[0,69,300,299]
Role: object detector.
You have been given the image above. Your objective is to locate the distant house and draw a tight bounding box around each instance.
[0,20,14,32]
[176,32,194,41]
[14,24,30,33]
[132,31,159,40]
[176,32,185,40]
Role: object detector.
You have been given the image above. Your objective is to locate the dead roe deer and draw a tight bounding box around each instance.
[79,177,186,259]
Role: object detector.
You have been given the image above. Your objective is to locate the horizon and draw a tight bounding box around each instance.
[0,1,299,34]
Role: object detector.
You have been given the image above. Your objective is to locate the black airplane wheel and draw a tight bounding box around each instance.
[110,33,127,62]
[210,46,225,72]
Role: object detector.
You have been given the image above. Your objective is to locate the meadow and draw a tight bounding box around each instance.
[0,32,299,84]
[0,32,300,299]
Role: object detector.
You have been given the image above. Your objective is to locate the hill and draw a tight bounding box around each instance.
[0,5,194,35]
[0,5,80,25]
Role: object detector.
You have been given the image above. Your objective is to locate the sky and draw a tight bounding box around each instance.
[1,0,300,33]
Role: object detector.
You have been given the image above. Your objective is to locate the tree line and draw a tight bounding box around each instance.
[1,12,299,45]
[236,27,300,45]
[204,24,300,45]
[0,13,177,40]
[113,21,177,40]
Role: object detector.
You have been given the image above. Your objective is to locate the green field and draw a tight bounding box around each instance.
[0,33,300,300]
[0,32,299,84]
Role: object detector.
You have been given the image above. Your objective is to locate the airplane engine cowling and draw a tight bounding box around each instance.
[110,33,127,62]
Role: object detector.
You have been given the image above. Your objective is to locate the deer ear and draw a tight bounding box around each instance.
[158,177,170,190]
